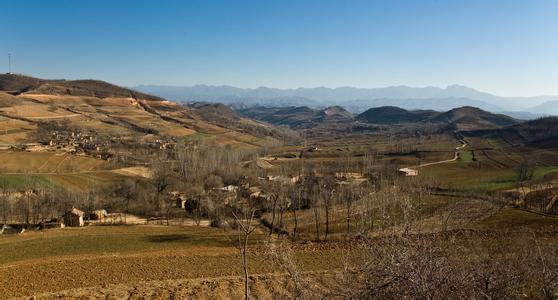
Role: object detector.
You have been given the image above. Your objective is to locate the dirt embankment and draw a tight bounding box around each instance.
[30,271,341,299]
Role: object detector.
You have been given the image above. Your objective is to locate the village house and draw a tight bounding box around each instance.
[170,191,189,208]
[220,185,239,192]
[176,195,188,209]
[63,208,85,227]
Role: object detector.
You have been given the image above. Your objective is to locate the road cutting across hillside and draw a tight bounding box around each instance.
[399,140,468,176]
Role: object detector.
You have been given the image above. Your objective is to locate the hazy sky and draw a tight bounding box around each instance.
[2,0,558,96]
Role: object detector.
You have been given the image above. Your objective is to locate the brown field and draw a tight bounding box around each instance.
[0,225,352,298]
[0,151,108,173]
[1,209,557,298]
[1,79,557,298]
[0,93,272,148]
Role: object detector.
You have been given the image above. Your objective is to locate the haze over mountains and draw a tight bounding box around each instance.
[135,84,558,117]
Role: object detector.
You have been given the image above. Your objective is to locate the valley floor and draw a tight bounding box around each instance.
[1,208,558,298]
[0,225,349,298]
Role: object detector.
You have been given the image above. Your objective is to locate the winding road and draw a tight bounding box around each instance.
[399,140,467,176]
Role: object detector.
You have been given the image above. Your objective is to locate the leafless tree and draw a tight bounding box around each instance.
[228,202,258,300]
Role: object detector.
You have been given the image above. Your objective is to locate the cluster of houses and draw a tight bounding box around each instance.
[45,131,110,157]
[152,138,176,150]
[60,208,109,227]
[18,130,178,159]
[169,171,369,210]
[0,206,110,236]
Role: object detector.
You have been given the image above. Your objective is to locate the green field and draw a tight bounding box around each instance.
[458,150,473,163]
[533,166,558,181]
[0,174,55,189]
[0,171,132,191]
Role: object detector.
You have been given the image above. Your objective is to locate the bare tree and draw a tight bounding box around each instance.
[229,204,258,300]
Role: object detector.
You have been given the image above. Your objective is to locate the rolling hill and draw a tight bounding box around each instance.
[464,117,558,148]
[0,74,162,100]
[239,104,519,131]
[430,106,519,130]
[356,106,438,124]
[237,105,353,129]
[0,74,280,147]
[356,106,519,130]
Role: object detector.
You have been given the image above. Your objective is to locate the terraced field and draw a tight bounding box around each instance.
[0,151,107,173]
[0,151,146,190]
[421,136,558,191]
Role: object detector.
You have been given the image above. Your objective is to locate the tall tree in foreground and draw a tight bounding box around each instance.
[227,197,258,300]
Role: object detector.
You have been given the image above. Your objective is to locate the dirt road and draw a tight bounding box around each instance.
[26,113,81,120]
[399,140,467,176]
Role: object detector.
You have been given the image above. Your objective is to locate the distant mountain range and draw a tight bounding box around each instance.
[134,84,558,118]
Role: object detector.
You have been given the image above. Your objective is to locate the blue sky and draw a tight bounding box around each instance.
[2,0,558,96]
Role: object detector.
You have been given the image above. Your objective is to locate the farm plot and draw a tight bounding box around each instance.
[0,225,353,298]
[0,151,107,173]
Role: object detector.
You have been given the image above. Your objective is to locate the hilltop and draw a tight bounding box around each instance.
[430,106,519,130]
[0,74,285,149]
[237,105,353,129]
[356,106,437,124]
[464,116,558,147]
[239,105,519,131]
[0,74,162,101]
[355,106,519,130]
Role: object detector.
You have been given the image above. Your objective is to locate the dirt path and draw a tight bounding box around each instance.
[2,166,151,179]
[26,113,80,120]
[399,140,467,176]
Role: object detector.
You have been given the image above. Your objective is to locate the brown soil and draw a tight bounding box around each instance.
[0,244,347,298]
[30,271,342,299]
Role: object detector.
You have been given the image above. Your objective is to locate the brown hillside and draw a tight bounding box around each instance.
[0,74,162,101]
[0,74,279,147]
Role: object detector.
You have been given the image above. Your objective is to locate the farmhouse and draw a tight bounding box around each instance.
[398,167,418,176]
[176,196,188,209]
[63,208,85,227]
[170,191,189,208]
[220,185,238,192]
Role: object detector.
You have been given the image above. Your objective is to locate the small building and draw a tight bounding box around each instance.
[169,191,189,208]
[220,185,239,192]
[176,196,188,209]
[63,208,85,227]
[89,209,108,221]
[0,224,25,235]
[398,168,418,177]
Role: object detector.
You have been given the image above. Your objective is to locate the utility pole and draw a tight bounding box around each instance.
[8,53,11,74]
